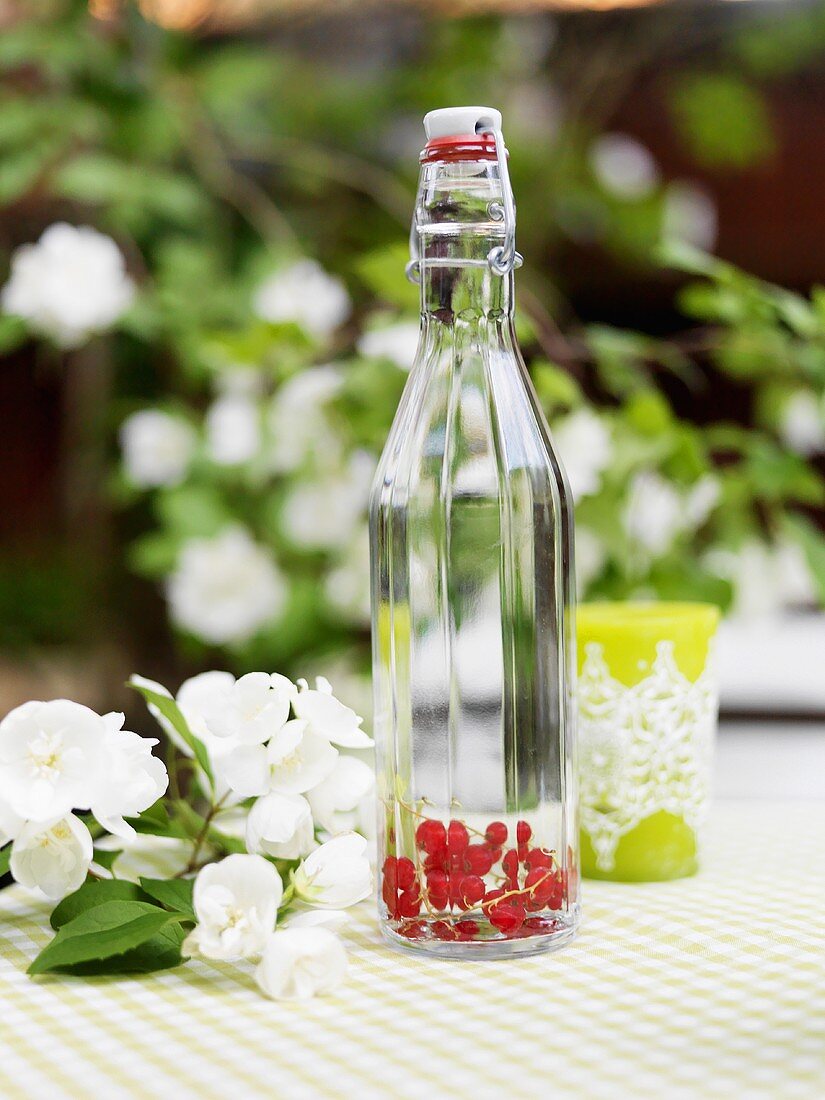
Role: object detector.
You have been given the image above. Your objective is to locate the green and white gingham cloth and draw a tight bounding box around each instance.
[0,799,822,1099]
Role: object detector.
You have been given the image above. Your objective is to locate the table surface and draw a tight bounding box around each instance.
[0,797,823,1100]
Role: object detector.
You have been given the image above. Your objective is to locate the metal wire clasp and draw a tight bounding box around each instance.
[406,125,523,285]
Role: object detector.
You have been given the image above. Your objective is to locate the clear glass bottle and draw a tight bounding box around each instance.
[370,107,579,957]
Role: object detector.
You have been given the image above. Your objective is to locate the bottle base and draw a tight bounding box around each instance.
[380,909,580,960]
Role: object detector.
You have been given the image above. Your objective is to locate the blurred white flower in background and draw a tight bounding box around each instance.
[253,259,350,339]
[325,527,371,625]
[281,451,375,551]
[589,134,659,200]
[357,320,419,370]
[267,366,344,474]
[574,526,606,596]
[205,394,261,467]
[213,364,265,398]
[255,927,348,1001]
[166,526,286,645]
[662,182,718,251]
[1,223,135,348]
[120,410,196,488]
[552,409,613,501]
[184,853,283,962]
[706,538,817,619]
[10,815,93,900]
[779,390,825,456]
[622,471,684,557]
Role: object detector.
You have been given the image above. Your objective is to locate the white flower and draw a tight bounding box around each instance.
[324,527,371,625]
[552,409,612,502]
[575,526,606,596]
[120,410,196,489]
[294,677,373,748]
[622,471,684,557]
[779,391,825,456]
[662,182,717,251]
[357,320,419,370]
[285,908,349,932]
[255,927,347,1001]
[590,133,659,200]
[0,699,103,822]
[166,527,287,645]
[306,754,375,835]
[10,814,93,899]
[220,720,338,799]
[707,538,817,619]
[685,474,721,527]
[89,713,168,840]
[184,853,282,962]
[0,801,24,845]
[293,832,371,908]
[246,792,315,859]
[281,452,375,551]
[266,366,344,474]
[203,672,294,746]
[253,260,350,339]
[205,394,261,466]
[1,223,135,348]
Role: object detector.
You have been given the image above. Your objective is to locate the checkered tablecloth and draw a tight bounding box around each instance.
[0,799,822,1099]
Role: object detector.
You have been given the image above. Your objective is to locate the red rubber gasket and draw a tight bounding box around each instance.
[420,134,499,164]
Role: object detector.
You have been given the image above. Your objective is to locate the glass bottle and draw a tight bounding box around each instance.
[369,106,579,957]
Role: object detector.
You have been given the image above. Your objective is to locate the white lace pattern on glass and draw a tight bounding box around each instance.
[578,640,718,871]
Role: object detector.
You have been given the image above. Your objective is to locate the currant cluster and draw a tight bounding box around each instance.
[382,817,566,940]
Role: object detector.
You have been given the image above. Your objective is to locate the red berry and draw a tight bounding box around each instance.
[396,857,416,891]
[398,921,426,939]
[432,920,456,940]
[483,888,505,907]
[525,848,553,870]
[398,887,421,918]
[465,844,494,876]
[429,891,448,911]
[488,900,525,934]
[382,878,396,910]
[382,855,398,891]
[459,874,486,906]
[516,820,532,845]
[502,849,520,880]
[425,868,448,892]
[524,868,554,909]
[424,852,447,874]
[485,821,508,847]
[455,920,479,939]
[415,819,447,855]
[447,820,469,854]
[485,845,503,864]
[517,843,529,862]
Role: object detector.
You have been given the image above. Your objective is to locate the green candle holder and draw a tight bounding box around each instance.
[576,602,720,882]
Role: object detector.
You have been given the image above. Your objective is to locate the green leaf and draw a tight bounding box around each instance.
[129,678,214,791]
[124,798,189,840]
[51,880,148,930]
[354,243,419,311]
[0,843,11,879]
[139,877,195,919]
[30,901,188,976]
[50,924,188,977]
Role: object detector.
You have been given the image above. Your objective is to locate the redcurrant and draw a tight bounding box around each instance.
[396,857,416,891]
[415,819,447,855]
[459,874,486,906]
[447,820,469,854]
[485,821,508,847]
[516,820,532,845]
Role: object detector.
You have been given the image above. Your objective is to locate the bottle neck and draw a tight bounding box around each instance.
[414,156,514,325]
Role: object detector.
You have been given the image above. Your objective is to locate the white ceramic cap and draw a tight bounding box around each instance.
[423,106,502,140]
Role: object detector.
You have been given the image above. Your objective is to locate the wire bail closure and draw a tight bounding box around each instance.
[406,126,523,285]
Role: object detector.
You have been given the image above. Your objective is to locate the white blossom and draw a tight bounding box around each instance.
[622,471,684,557]
[552,409,613,502]
[90,712,168,840]
[0,699,103,822]
[662,182,717,251]
[220,720,338,799]
[246,792,315,860]
[685,474,721,528]
[203,672,294,746]
[281,452,375,551]
[306,754,375,835]
[10,814,93,899]
[324,527,371,625]
[285,908,349,932]
[357,320,419,370]
[266,366,344,474]
[707,538,817,619]
[0,801,24,846]
[205,394,261,466]
[255,927,347,1000]
[293,677,373,749]
[184,854,282,962]
[1,223,135,348]
[293,832,371,909]
[166,527,286,646]
[253,260,350,339]
[590,133,659,200]
[779,391,825,456]
[120,410,196,489]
